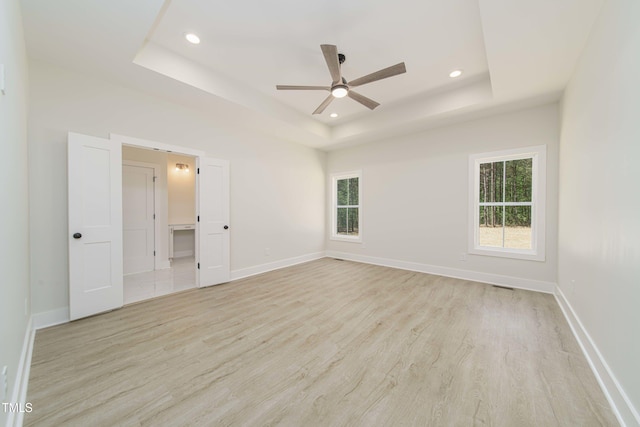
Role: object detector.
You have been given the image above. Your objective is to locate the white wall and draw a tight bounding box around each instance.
[168,153,196,257]
[28,60,326,316]
[558,0,640,423]
[326,104,559,289]
[167,153,195,225]
[0,0,30,423]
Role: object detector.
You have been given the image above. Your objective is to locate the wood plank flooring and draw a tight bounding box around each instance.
[25,258,618,426]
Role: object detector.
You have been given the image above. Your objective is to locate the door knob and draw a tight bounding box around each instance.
[73,233,82,239]
[223,225,229,230]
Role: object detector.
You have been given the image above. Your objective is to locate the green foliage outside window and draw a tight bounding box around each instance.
[479,158,532,228]
[336,177,359,236]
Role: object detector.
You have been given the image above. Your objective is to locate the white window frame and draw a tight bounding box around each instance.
[330,171,362,243]
[468,145,546,261]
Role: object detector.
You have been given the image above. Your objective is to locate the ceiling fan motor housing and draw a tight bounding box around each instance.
[333,54,348,97]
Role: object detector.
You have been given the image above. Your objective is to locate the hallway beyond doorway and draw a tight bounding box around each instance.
[124,256,196,304]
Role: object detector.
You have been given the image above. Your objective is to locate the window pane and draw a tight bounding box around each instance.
[348,177,359,205]
[478,205,503,228]
[479,161,503,203]
[337,179,348,205]
[348,207,359,236]
[337,207,347,234]
[479,163,488,203]
[336,207,359,236]
[504,206,532,249]
[504,204,531,228]
[478,207,503,247]
[505,158,532,202]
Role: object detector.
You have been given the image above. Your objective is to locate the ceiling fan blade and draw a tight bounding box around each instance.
[348,62,406,88]
[276,85,330,91]
[348,90,380,110]
[313,94,335,115]
[321,44,342,84]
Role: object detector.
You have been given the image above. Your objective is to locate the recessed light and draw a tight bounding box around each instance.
[185,33,200,44]
[449,69,462,78]
[330,113,338,118]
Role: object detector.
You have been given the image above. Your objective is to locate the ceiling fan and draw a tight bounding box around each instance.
[276,44,407,115]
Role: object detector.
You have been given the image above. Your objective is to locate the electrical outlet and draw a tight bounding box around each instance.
[264,247,270,256]
[459,252,467,261]
[1,365,7,400]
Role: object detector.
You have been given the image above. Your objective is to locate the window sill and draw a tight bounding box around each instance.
[468,246,545,262]
[330,235,362,243]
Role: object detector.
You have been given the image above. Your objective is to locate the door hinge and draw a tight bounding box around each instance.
[153,176,157,182]
[197,168,199,174]
[153,251,156,256]
[153,214,156,220]
[197,215,200,222]
[197,263,200,269]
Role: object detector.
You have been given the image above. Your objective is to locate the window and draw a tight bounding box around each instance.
[331,171,361,242]
[469,146,546,261]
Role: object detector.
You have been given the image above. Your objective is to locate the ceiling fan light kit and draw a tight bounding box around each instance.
[331,84,348,98]
[276,44,406,115]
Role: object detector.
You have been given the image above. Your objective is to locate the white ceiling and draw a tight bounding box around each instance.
[20,0,604,150]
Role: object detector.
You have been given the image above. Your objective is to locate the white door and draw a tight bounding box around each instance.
[68,132,123,320]
[198,158,230,287]
[123,163,155,275]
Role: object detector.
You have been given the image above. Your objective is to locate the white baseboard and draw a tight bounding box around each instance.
[32,307,70,330]
[555,286,639,427]
[325,251,556,293]
[6,316,35,427]
[231,252,325,281]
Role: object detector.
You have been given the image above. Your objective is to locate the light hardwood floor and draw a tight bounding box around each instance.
[25,259,617,426]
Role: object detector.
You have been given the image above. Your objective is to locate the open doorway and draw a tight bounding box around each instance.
[68,132,230,320]
[121,146,197,304]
